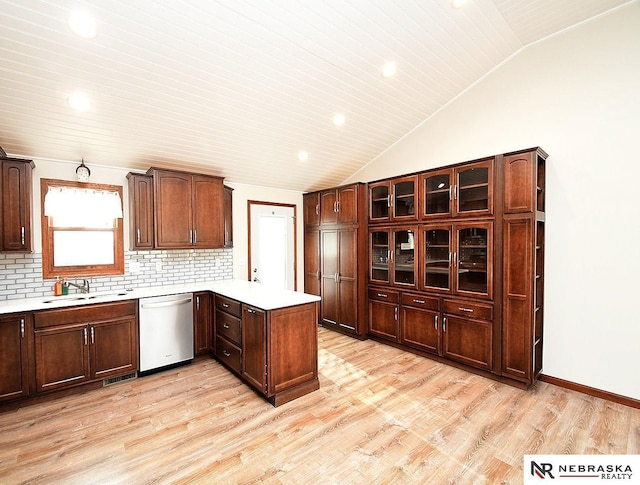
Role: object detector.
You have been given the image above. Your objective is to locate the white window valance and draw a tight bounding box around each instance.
[44,186,123,228]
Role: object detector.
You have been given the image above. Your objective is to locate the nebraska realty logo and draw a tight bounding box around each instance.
[524,455,639,484]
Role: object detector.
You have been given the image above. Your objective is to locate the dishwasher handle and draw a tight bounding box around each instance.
[140,297,193,309]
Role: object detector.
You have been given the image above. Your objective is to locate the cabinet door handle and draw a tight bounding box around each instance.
[83,328,88,346]
[222,303,229,308]
[453,252,457,267]
[223,350,231,357]
[394,306,398,320]
[336,273,341,283]
[21,226,25,246]
[458,307,474,313]
[137,228,141,244]
[193,229,197,244]
[336,200,340,213]
[316,270,320,281]
[91,327,95,345]
[377,293,388,298]
[223,323,230,329]
[449,185,453,201]
[453,185,458,200]
[386,194,391,208]
[315,204,319,215]
[413,299,425,304]
[189,230,193,244]
[196,296,200,310]
[20,318,25,338]
[434,315,438,330]
[443,317,447,332]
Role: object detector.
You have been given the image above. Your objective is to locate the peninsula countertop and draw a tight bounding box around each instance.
[0,279,321,315]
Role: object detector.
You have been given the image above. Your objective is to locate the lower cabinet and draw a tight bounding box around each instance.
[194,291,212,355]
[214,296,319,406]
[33,301,138,393]
[0,313,31,402]
[369,287,494,374]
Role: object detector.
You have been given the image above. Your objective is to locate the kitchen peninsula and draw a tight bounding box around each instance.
[0,280,320,408]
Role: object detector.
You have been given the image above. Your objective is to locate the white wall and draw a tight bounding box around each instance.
[225,182,304,291]
[345,3,640,400]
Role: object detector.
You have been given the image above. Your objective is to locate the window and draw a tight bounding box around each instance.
[40,179,124,279]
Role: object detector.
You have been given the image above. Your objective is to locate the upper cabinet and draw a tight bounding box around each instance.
[369,175,418,223]
[320,185,359,225]
[303,192,320,227]
[224,185,233,248]
[503,148,547,214]
[127,168,226,250]
[421,159,494,219]
[1,158,35,253]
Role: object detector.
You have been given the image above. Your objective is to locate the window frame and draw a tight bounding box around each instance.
[40,178,124,279]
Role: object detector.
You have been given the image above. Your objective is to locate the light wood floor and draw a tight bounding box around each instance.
[1,327,638,484]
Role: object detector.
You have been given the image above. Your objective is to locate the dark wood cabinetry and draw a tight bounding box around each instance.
[214,295,319,406]
[0,313,31,402]
[1,158,34,252]
[127,168,227,250]
[33,301,138,393]
[367,147,546,389]
[304,183,368,338]
[127,173,154,250]
[194,292,212,356]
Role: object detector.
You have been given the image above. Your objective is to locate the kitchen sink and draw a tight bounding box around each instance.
[41,290,131,304]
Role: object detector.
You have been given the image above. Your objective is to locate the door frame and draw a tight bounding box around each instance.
[247,200,298,291]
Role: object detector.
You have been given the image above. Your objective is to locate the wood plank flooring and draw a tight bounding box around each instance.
[1,327,638,484]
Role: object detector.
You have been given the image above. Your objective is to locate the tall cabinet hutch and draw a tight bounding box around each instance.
[304,147,547,388]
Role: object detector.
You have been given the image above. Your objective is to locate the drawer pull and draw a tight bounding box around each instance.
[222,303,229,308]
[459,307,474,313]
[377,293,388,298]
[413,299,425,304]
[223,350,231,357]
[223,323,230,329]
[434,315,438,330]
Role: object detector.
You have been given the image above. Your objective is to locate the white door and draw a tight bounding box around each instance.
[249,202,296,291]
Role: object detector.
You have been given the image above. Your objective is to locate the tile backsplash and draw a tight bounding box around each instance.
[0,248,233,301]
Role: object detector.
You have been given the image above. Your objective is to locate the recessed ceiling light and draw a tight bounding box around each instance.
[333,113,345,127]
[451,0,468,8]
[298,151,309,162]
[68,10,97,39]
[68,91,91,112]
[381,62,397,78]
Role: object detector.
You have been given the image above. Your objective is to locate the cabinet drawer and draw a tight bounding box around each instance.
[368,288,399,303]
[216,309,241,345]
[442,299,493,321]
[216,336,241,374]
[34,301,137,329]
[401,293,439,311]
[215,295,241,318]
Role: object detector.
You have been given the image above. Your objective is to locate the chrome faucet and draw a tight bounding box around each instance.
[67,279,90,293]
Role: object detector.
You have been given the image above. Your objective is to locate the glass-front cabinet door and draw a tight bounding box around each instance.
[392,176,418,221]
[454,222,492,298]
[455,160,493,216]
[370,230,390,284]
[393,228,416,287]
[369,182,390,222]
[423,226,451,292]
[422,169,452,218]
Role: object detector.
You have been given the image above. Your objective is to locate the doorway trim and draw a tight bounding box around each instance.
[247,200,298,290]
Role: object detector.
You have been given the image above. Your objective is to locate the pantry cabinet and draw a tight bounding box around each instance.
[1,158,34,252]
[0,313,32,402]
[33,301,138,393]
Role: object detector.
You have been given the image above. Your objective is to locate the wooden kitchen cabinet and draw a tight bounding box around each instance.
[224,185,233,248]
[369,175,418,223]
[400,294,440,355]
[127,173,154,250]
[33,301,138,393]
[0,313,32,402]
[146,168,224,249]
[368,289,399,342]
[214,295,242,374]
[242,304,267,393]
[1,158,35,252]
[194,292,212,356]
[369,227,418,289]
[304,183,367,338]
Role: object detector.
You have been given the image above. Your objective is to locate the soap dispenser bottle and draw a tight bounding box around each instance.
[53,276,62,296]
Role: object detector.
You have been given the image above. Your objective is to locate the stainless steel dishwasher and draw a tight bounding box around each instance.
[139,293,194,373]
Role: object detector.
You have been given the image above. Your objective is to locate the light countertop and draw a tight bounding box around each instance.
[0,279,321,315]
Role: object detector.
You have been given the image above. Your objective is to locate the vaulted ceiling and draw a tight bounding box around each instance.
[0,0,630,191]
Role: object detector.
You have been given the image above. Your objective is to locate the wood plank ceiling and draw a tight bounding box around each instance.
[0,0,630,191]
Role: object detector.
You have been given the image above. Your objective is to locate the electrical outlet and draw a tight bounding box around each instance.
[215,257,221,267]
[155,260,163,272]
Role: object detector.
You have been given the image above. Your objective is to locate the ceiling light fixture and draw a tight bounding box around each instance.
[381,62,397,78]
[67,10,97,38]
[67,91,91,112]
[298,151,309,162]
[333,113,345,127]
[451,0,468,8]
